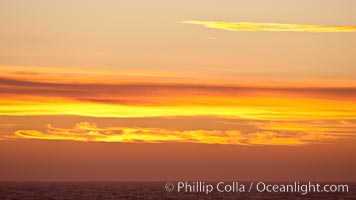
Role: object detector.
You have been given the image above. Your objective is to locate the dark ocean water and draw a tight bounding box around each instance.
[0,182,354,200]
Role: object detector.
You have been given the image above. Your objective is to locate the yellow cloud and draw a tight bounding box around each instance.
[1,96,356,120]
[1,75,356,120]
[14,121,340,146]
[181,21,356,32]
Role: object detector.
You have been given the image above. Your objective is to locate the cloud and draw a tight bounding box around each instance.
[13,120,348,146]
[1,77,356,103]
[181,21,356,32]
[1,76,356,120]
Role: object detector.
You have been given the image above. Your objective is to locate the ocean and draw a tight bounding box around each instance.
[0,182,354,200]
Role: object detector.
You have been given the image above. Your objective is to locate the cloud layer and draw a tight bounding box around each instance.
[13,120,348,146]
[181,21,356,32]
[1,72,356,146]
[1,76,356,119]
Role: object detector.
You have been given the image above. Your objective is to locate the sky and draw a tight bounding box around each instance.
[0,0,356,181]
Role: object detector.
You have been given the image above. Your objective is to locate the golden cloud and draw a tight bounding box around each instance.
[13,121,342,146]
[1,76,356,120]
[181,21,356,32]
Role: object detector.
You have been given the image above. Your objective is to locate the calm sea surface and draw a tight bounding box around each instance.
[0,182,354,200]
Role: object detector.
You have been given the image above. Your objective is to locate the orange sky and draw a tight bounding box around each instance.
[1,68,356,181]
[1,0,356,181]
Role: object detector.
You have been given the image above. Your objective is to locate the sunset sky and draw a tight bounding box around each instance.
[1,0,356,181]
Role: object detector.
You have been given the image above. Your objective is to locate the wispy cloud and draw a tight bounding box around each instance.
[181,21,356,32]
[12,120,351,146]
[1,76,356,119]
[0,76,356,120]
